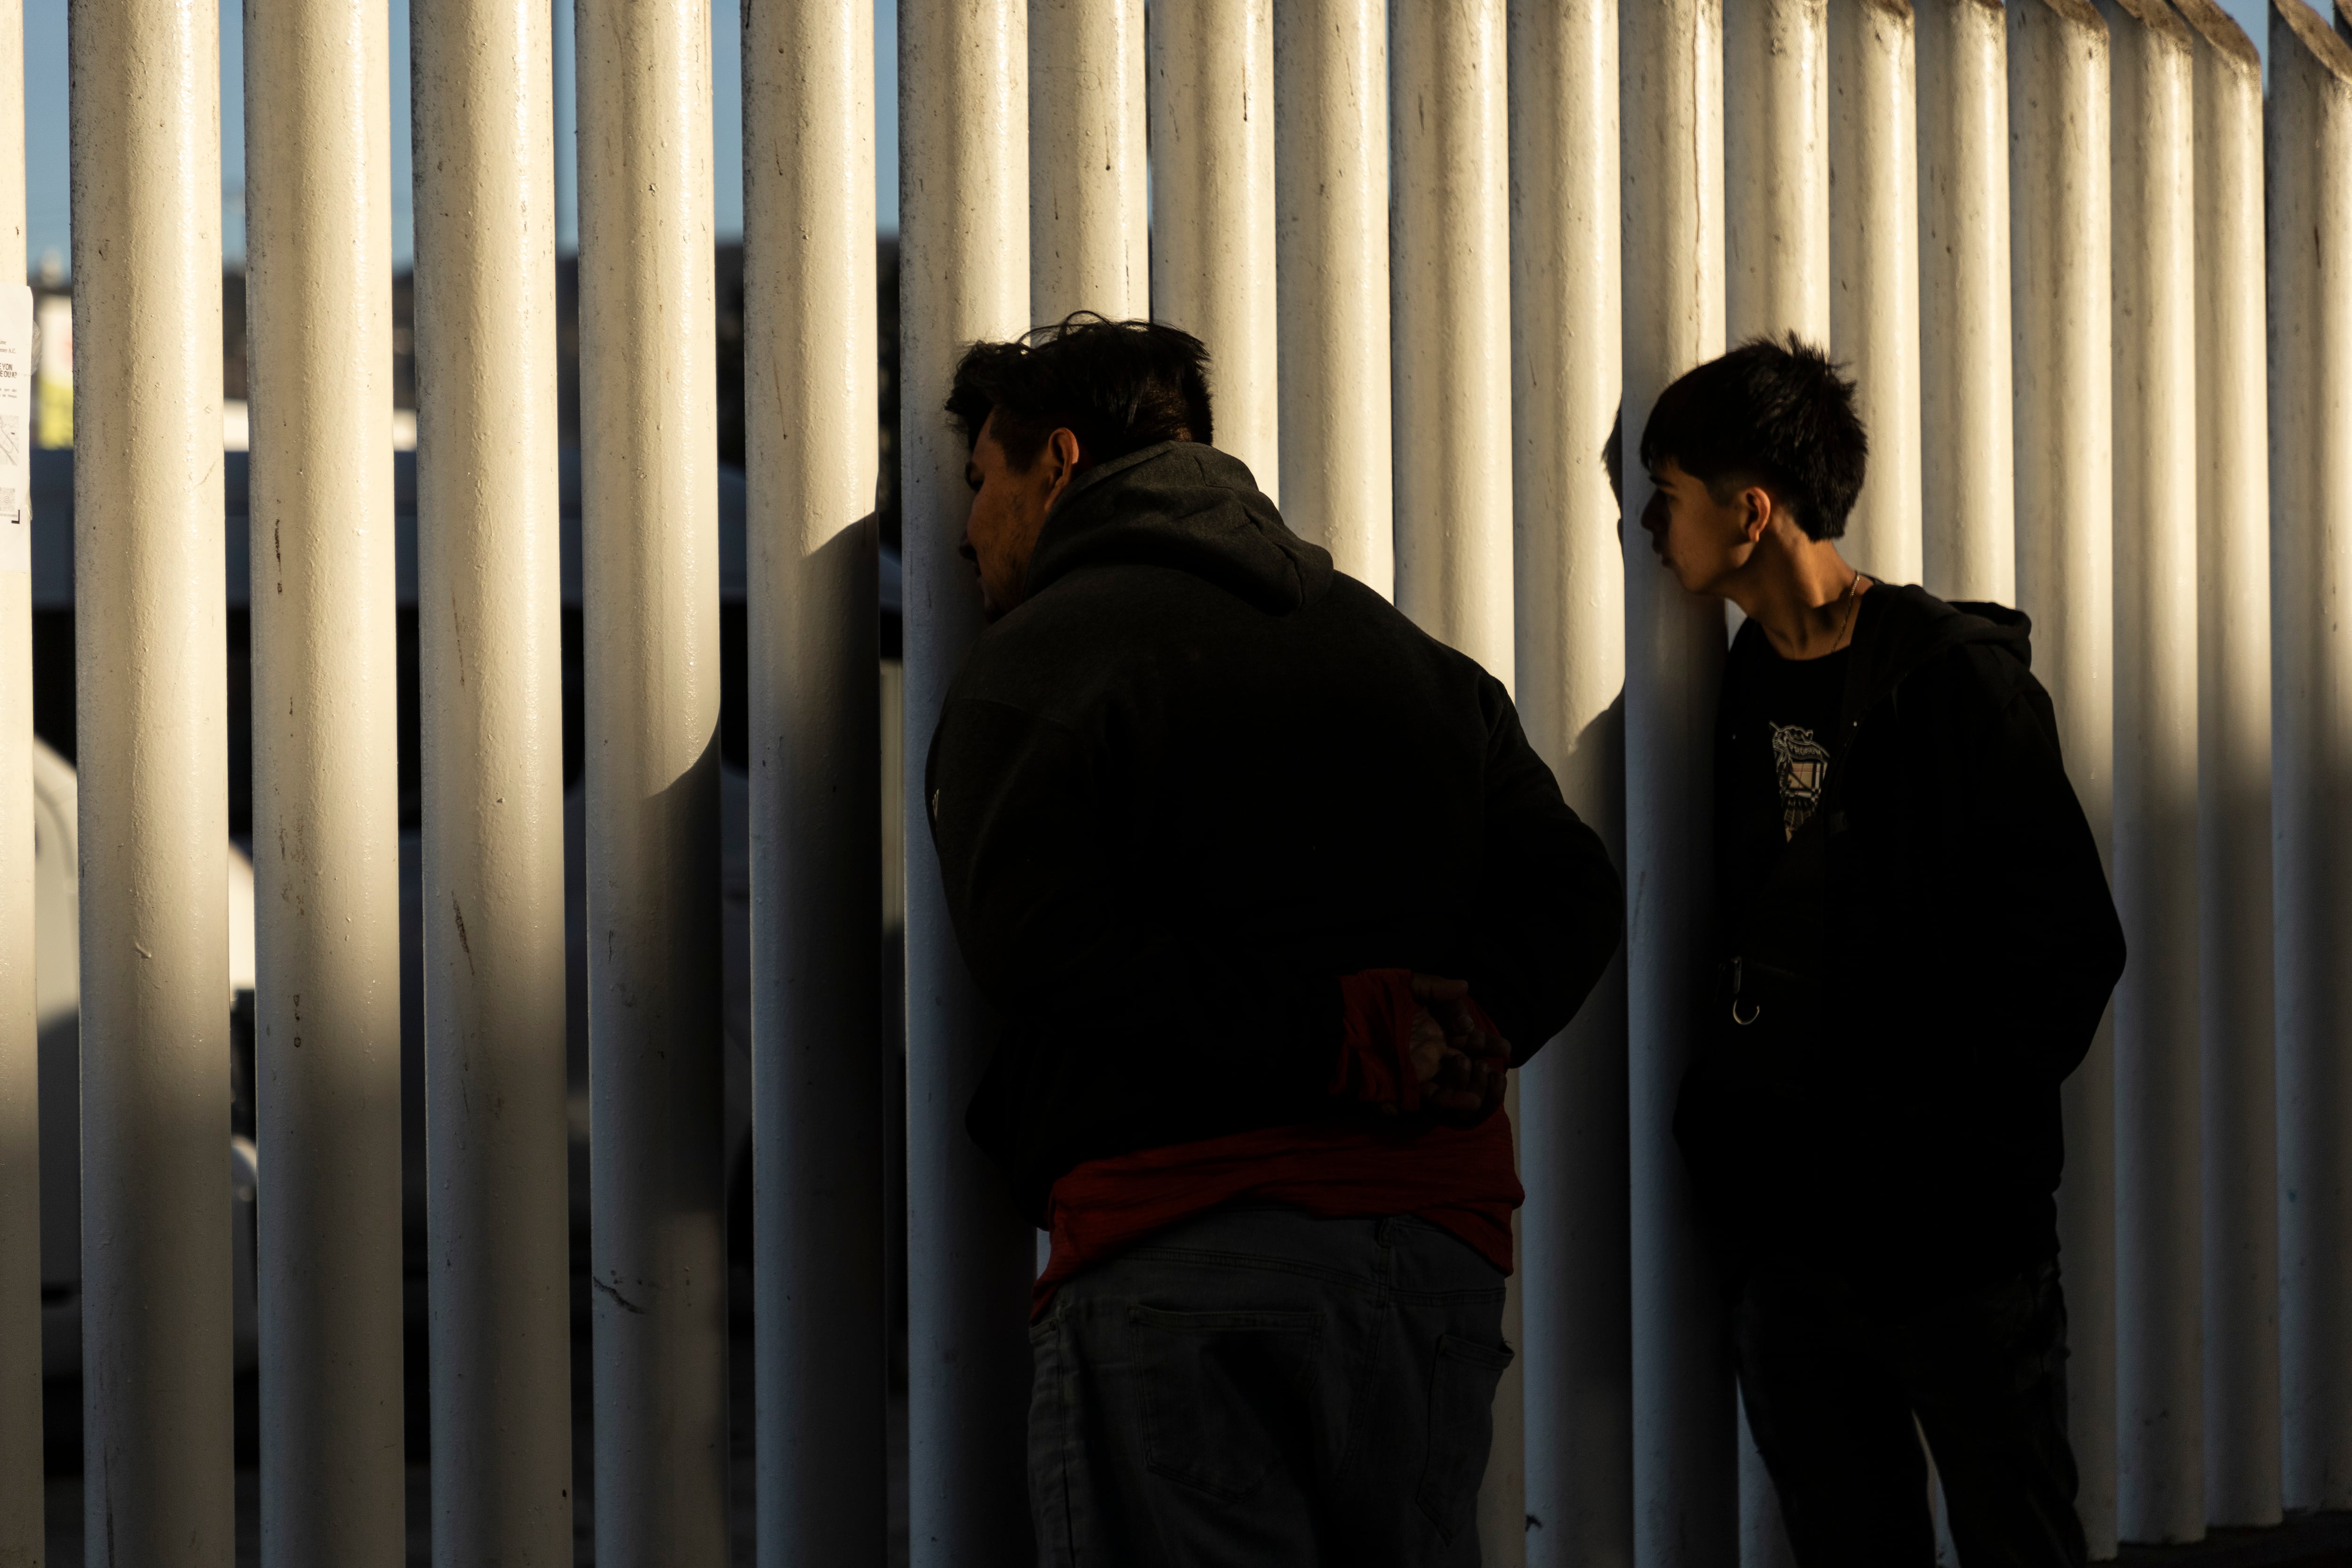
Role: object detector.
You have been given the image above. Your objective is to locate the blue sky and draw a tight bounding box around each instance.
[19,0,2283,276]
[24,0,903,270]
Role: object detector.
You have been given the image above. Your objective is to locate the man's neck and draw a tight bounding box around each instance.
[1725,538,1866,661]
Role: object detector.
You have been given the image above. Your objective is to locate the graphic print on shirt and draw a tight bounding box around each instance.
[1770,722,1832,839]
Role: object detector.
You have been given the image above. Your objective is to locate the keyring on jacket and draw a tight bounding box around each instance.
[1731,999,1761,1026]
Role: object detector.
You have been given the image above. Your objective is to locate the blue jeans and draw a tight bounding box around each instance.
[1027,1204,1512,1567]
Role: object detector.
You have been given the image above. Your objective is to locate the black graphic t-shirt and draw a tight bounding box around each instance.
[1726,643,1852,886]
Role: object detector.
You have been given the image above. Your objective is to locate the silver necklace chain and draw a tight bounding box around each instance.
[1833,568,1867,653]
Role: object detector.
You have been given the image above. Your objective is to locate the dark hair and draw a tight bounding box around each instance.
[1636,334,1868,541]
[946,313,1215,472]
[1602,405,1623,503]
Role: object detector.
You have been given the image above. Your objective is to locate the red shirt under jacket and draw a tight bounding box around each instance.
[1033,969,1522,1317]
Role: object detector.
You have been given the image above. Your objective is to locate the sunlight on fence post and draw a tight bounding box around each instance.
[2010,0,2118,1552]
[411,0,574,1555]
[900,0,1036,1557]
[745,0,887,1558]
[1621,3,1735,1564]
[1916,0,2015,602]
[246,0,406,1555]
[1510,1,1629,1562]
[2102,0,2204,1542]
[1030,0,1148,322]
[2176,0,2280,1532]
[1149,0,1279,497]
[576,0,731,1559]
[70,0,233,1554]
[1273,0,1390,590]
[1828,0,1923,586]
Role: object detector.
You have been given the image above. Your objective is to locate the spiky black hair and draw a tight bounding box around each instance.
[1637,335,1868,541]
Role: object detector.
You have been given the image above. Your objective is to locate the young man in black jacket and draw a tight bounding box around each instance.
[925,315,1623,1566]
[1636,337,2125,1568]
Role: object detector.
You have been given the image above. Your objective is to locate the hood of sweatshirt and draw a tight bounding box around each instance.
[1722,580,2032,733]
[1726,580,2034,736]
[1021,441,1336,613]
[1834,582,2034,724]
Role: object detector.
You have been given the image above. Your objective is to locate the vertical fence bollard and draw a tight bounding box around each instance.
[69,0,234,1555]
[1509,3,1629,1563]
[1148,0,1279,496]
[1029,0,1147,322]
[1273,0,1391,592]
[576,0,731,1560]
[2268,0,2352,1520]
[1723,8,1826,1561]
[1827,0,1923,586]
[0,0,36,1550]
[1726,0,1830,347]
[2103,0,2204,1545]
[245,0,407,1557]
[1391,0,1521,1554]
[744,0,887,1559]
[899,0,1036,1557]
[1915,0,2015,602]
[1621,2,1734,1565]
[2173,0,2279,1532]
[2009,0,2117,1553]
[411,0,575,1556]
[1391,0,1515,683]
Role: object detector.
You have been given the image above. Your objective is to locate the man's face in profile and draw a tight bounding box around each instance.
[960,411,1074,620]
[1639,458,1760,597]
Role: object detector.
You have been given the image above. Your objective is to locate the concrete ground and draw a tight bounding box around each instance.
[33,1258,2352,1566]
[2114,1516,2352,1568]
[47,1463,2352,1564]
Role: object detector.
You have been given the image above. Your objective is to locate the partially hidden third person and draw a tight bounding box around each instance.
[1636,336,2127,1568]
[923,313,1624,1566]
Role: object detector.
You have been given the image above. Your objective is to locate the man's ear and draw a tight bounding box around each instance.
[1740,484,1774,545]
[1045,428,1083,500]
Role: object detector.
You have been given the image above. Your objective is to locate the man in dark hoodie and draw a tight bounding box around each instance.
[924,315,1623,1565]
[1637,337,2125,1568]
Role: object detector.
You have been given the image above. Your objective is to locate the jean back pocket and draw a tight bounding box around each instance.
[1130,1306,1325,1502]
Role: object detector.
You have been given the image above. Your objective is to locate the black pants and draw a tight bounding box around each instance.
[1735,1256,2087,1568]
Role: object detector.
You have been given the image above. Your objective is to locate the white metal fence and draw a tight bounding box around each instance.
[0,0,2346,1563]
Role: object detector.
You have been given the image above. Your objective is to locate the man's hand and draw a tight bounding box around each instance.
[1407,974,1511,1127]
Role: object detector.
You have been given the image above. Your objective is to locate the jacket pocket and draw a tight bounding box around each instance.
[1130,1306,1324,1501]
[1417,1332,1515,1540]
